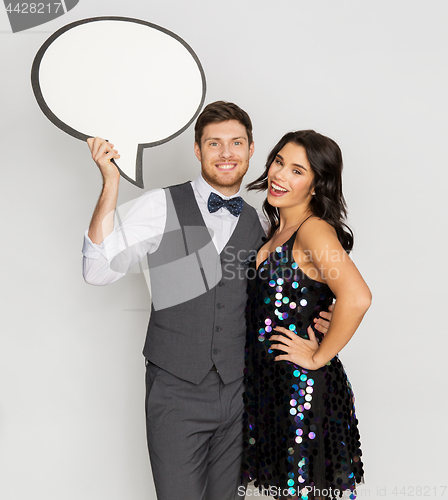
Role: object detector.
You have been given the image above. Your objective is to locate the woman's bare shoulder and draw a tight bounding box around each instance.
[299,216,338,242]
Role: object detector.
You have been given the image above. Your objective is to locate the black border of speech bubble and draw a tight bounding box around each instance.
[31,16,207,188]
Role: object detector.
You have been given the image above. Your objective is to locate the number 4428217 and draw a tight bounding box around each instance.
[392,486,447,496]
[5,3,63,14]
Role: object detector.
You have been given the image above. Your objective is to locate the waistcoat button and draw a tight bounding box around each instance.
[213,348,219,355]
[217,303,224,309]
[215,326,222,332]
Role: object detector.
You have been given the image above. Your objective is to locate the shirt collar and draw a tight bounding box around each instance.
[193,174,242,203]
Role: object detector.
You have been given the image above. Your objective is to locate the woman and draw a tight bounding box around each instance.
[242,130,371,500]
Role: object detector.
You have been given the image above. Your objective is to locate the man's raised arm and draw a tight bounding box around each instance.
[82,138,167,286]
[86,137,121,245]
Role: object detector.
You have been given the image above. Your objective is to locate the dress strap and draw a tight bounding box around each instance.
[296,214,315,233]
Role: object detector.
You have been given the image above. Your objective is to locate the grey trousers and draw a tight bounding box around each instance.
[145,361,246,500]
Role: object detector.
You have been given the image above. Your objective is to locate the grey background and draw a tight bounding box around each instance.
[1,1,447,499]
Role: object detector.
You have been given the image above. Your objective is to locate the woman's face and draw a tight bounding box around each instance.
[267,142,315,209]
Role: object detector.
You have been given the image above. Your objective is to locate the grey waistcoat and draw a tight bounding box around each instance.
[142,182,265,385]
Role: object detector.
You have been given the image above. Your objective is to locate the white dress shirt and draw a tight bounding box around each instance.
[82,175,269,285]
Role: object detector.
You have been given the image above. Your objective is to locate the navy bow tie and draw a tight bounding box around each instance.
[207,192,244,217]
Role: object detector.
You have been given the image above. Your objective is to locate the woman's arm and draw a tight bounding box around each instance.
[270,218,372,369]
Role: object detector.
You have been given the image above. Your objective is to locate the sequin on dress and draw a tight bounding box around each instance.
[242,228,364,500]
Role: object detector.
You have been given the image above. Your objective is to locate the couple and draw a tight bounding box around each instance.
[82,101,371,500]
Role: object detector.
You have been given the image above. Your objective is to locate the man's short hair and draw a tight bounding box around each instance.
[194,101,253,147]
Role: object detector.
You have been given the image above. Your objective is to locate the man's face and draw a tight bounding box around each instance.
[194,120,254,196]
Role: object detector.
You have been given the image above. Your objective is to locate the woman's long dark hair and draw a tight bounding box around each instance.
[247,130,354,252]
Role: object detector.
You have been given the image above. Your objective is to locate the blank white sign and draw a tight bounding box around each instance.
[32,17,206,187]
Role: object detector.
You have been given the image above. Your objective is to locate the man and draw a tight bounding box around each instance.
[82,101,331,500]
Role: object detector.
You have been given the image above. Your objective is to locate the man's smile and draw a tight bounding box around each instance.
[216,163,237,170]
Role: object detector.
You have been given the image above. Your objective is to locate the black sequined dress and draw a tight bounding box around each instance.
[242,229,364,500]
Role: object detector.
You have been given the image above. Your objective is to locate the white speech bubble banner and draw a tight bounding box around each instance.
[31,17,206,187]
